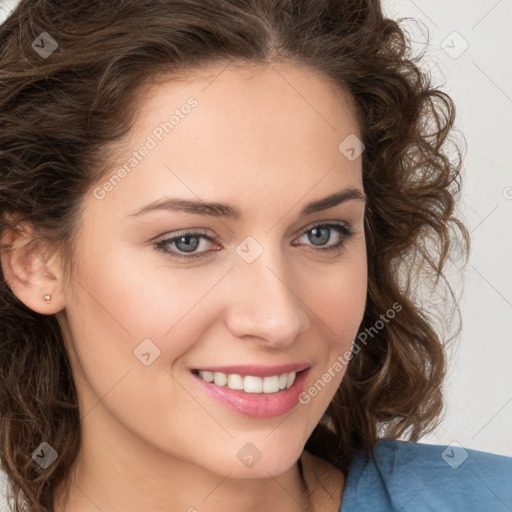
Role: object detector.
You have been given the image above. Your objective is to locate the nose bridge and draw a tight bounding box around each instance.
[224,238,310,344]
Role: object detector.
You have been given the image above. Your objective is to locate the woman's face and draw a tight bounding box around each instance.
[58,62,367,479]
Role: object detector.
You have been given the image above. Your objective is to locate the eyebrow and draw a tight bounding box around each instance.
[129,187,365,219]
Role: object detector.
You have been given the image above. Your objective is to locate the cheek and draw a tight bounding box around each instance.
[304,249,367,347]
[61,251,209,451]
[296,250,367,410]
[61,241,237,427]
[65,243,223,357]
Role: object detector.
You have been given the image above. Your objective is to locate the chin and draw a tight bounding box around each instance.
[193,429,309,480]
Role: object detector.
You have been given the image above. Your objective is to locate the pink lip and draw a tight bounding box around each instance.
[191,368,311,418]
[192,363,310,377]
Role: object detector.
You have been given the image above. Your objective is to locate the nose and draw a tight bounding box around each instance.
[223,245,311,348]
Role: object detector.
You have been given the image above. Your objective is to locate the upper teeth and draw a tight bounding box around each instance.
[198,371,296,393]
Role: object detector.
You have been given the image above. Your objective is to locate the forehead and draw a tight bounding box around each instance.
[88,61,363,225]
[133,60,360,143]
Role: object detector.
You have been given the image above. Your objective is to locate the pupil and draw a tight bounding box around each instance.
[310,227,329,246]
[177,236,199,253]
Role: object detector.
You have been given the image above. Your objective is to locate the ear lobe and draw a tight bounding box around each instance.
[0,222,65,315]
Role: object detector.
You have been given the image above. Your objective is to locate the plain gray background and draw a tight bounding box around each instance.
[0,0,511,458]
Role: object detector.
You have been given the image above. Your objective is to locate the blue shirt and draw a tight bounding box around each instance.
[340,440,512,511]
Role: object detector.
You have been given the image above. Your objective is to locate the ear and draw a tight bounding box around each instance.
[1,221,66,315]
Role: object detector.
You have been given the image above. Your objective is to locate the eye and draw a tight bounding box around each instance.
[154,231,217,260]
[293,222,353,254]
[153,222,354,261]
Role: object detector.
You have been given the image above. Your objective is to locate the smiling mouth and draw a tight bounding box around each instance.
[190,366,311,418]
[191,369,303,394]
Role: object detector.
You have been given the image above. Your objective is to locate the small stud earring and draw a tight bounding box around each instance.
[43,294,51,303]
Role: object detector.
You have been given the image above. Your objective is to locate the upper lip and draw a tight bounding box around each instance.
[192,363,310,377]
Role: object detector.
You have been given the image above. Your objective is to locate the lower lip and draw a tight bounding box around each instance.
[191,369,310,418]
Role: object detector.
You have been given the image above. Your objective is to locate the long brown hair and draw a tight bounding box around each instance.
[0,1,469,510]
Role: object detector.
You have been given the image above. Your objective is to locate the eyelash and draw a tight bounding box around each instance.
[153,222,354,261]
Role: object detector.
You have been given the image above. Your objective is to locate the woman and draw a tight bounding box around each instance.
[0,1,510,511]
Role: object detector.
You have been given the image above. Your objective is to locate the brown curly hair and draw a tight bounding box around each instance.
[0,0,469,510]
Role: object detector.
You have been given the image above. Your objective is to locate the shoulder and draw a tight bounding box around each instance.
[340,439,512,512]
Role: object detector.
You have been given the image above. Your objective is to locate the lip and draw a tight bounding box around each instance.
[191,363,310,377]
[191,367,311,418]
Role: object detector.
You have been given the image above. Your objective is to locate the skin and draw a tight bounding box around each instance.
[2,61,367,512]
